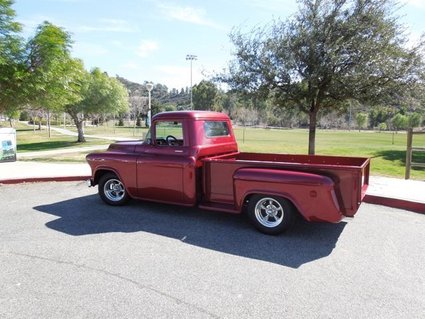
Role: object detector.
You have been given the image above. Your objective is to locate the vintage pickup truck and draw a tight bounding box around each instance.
[86,111,370,235]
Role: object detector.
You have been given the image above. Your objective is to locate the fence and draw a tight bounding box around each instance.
[405,128,425,179]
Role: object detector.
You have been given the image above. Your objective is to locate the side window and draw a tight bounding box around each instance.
[204,121,230,138]
[154,121,184,146]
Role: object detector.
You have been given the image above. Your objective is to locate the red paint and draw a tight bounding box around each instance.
[364,194,425,214]
[86,111,371,223]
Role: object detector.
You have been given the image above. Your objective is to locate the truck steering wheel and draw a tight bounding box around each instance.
[166,135,178,145]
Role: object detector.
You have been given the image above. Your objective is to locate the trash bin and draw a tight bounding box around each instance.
[0,128,17,162]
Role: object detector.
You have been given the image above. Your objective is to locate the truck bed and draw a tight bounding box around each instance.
[202,152,370,217]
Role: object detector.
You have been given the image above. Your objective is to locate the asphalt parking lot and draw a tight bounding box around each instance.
[1,181,424,318]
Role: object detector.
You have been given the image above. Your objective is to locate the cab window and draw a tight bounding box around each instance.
[153,121,184,146]
[204,121,230,138]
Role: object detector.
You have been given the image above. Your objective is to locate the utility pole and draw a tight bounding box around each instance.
[186,54,197,109]
[146,83,153,127]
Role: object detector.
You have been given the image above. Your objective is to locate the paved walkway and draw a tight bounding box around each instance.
[0,159,424,213]
[364,176,425,213]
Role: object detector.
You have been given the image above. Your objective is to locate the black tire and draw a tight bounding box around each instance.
[247,194,296,235]
[98,173,130,206]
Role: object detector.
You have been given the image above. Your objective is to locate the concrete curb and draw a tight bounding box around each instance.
[0,176,90,185]
[364,194,425,214]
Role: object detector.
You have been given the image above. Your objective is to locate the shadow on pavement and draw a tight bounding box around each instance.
[34,195,347,269]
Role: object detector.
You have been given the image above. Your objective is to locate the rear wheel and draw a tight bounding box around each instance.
[247,195,296,235]
[98,173,130,206]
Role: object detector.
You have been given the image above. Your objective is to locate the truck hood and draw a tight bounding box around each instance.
[106,141,140,153]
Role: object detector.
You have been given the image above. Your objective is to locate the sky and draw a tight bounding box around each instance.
[12,0,425,91]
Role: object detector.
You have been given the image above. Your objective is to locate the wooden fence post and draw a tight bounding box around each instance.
[405,128,413,180]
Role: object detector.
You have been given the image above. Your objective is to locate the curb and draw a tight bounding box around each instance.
[363,194,425,214]
[0,176,90,185]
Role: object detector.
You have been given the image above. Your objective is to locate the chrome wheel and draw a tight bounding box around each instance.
[254,197,284,228]
[98,173,130,206]
[247,194,296,235]
[103,178,126,202]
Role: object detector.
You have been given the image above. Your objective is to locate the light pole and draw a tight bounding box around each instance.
[186,54,197,109]
[146,82,153,127]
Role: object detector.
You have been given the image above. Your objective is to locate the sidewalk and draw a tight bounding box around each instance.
[0,161,90,184]
[365,176,425,213]
[0,160,424,213]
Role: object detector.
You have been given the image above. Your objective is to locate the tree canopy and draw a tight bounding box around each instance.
[65,68,129,142]
[0,0,25,114]
[224,0,425,154]
[26,21,84,112]
[192,80,218,110]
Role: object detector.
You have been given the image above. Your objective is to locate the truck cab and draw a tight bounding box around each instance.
[134,111,238,205]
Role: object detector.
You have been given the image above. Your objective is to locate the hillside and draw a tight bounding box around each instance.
[116,76,190,108]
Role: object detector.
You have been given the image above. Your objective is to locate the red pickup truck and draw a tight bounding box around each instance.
[86,111,370,235]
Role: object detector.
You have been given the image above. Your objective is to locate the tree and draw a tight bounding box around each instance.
[65,68,129,142]
[408,112,422,128]
[223,0,425,154]
[0,0,26,118]
[128,90,147,127]
[25,21,84,136]
[355,113,368,131]
[192,80,218,110]
[391,113,408,132]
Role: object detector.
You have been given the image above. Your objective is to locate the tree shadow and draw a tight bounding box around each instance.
[373,150,406,163]
[34,195,347,269]
[18,141,82,152]
[374,150,425,170]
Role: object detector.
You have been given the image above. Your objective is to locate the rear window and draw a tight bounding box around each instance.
[204,121,230,137]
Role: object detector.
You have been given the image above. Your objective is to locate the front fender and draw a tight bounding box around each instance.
[233,168,342,222]
[86,153,138,198]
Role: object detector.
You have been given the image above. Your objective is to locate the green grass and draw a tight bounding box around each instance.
[8,122,111,153]
[65,124,148,139]
[17,131,110,152]
[3,121,425,179]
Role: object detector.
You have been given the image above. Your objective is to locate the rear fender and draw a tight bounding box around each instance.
[233,168,343,222]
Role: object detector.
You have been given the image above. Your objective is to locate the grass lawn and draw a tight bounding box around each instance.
[3,121,424,179]
[5,122,111,153]
[65,124,148,139]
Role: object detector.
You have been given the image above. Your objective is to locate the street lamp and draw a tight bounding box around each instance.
[146,82,154,127]
[186,54,197,109]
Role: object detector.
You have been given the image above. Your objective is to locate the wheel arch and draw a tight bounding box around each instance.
[241,191,300,217]
[93,168,121,186]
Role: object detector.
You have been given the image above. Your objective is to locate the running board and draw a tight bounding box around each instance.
[198,202,240,214]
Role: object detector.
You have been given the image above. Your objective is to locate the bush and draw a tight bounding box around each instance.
[19,111,30,121]
[378,122,387,131]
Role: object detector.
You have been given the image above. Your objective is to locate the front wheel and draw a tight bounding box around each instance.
[98,173,130,206]
[247,195,296,235]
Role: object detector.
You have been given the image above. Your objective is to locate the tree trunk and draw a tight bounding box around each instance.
[47,111,51,138]
[308,109,318,155]
[68,112,86,143]
[76,121,86,143]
